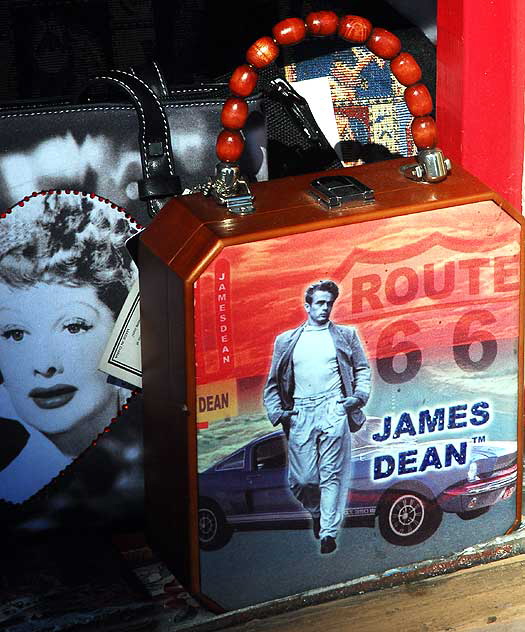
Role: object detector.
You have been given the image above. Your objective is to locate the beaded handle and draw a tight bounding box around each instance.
[216,12,437,165]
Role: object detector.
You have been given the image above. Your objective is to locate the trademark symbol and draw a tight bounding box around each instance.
[473,436,486,443]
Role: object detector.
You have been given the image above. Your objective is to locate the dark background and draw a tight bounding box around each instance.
[0,0,435,103]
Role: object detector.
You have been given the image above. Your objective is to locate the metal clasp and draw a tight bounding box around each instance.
[267,77,323,143]
[400,149,452,183]
[209,163,255,214]
[310,175,374,209]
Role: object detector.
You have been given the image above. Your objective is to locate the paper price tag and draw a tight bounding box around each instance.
[99,279,142,388]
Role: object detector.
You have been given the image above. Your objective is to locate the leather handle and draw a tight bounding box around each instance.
[129,60,170,99]
[87,69,181,217]
[215,11,437,165]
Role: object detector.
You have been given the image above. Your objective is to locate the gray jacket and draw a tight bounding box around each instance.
[263,322,371,431]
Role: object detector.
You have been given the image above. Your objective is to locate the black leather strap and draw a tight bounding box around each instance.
[87,68,181,217]
[129,60,170,99]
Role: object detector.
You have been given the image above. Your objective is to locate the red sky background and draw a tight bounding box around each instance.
[195,201,521,385]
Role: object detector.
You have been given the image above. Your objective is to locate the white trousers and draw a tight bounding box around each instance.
[288,390,351,539]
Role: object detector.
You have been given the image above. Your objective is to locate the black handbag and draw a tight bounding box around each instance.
[0,64,265,532]
[0,64,267,225]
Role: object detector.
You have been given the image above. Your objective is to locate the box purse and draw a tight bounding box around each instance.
[138,12,523,612]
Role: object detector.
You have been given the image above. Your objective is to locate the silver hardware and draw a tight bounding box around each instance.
[208,163,255,214]
[310,175,374,209]
[400,148,452,183]
[188,163,255,214]
[186,179,213,196]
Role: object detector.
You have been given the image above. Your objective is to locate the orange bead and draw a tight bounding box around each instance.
[404,83,433,117]
[246,36,280,68]
[272,17,306,46]
[306,11,339,36]
[411,116,438,149]
[221,97,249,130]
[229,64,258,97]
[367,27,402,60]
[390,52,422,86]
[216,130,245,163]
[338,15,372,43]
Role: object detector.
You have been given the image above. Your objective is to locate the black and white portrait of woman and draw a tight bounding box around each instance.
[0,191,138,503]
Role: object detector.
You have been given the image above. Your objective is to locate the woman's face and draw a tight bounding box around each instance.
[0,282,116,435]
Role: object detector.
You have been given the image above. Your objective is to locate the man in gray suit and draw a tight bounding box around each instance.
[264,280,371,554]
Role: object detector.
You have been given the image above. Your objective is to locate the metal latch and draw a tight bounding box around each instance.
[310,175,375,209]
[201,163,255,214]
[400,148,452,183]
[267,77,325,143]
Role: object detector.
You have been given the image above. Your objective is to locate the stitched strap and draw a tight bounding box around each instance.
[129,60,170,99]
[87,68,181,217]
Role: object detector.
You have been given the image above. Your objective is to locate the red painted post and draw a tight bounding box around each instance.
[436,0,525,210]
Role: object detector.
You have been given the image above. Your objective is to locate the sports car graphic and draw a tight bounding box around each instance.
[198,418,517,550]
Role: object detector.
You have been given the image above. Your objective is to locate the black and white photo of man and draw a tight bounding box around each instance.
[263,280,371,554]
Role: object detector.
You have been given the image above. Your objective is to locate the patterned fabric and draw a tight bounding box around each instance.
[285,46,415,166]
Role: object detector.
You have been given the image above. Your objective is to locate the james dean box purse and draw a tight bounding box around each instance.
[137,13,524,613]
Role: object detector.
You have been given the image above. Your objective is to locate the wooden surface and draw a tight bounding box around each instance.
[3,527,525,631]
[223,555,525,632]
[141,158,495,283]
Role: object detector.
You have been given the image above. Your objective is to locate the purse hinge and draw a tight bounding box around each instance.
[400,149,452,183]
